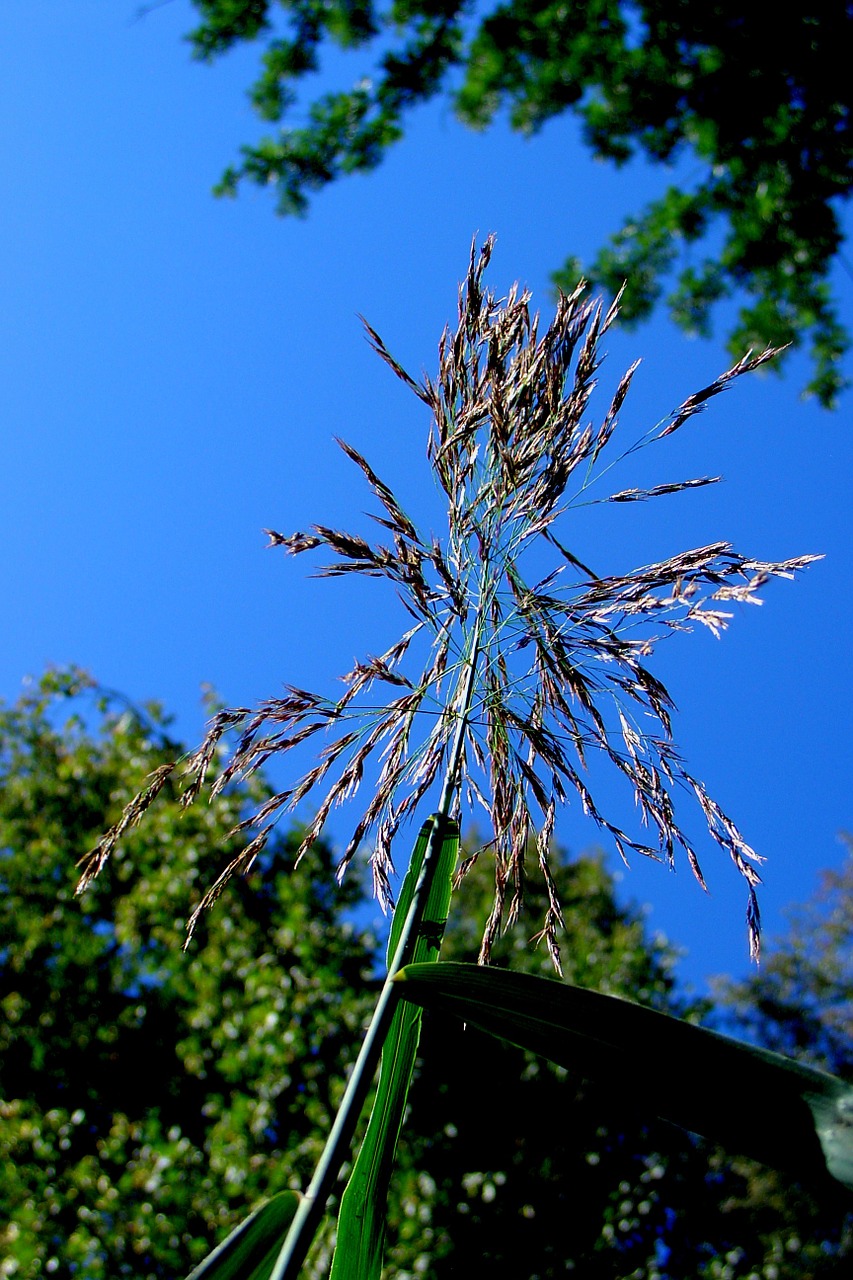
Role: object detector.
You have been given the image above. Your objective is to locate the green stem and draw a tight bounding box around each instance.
[268,620,483,1280]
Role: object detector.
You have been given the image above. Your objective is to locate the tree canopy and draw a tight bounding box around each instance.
[2,670,852,1276]
[717,833,853,1079]
[184,0,852,406]
[0,669,376,1277]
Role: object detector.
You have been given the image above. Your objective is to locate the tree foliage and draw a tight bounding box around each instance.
[1,672,851,1277]
[0,670,375,1278]
[717,833,853,1079]
[185,0,852,405]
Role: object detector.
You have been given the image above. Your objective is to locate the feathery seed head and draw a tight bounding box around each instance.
[78,237,819,965]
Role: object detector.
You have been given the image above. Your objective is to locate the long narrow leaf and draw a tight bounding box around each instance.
[394,962,853,1194]
[184,1191,301,1280]
[329,817,460,1280]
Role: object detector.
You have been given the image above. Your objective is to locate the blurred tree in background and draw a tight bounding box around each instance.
[182,1,852,405]
[715,833,853,1080]
[0,671,375,1278]
[1,673,850,1277]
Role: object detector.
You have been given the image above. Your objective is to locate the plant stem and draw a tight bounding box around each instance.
[269,618,483,1280]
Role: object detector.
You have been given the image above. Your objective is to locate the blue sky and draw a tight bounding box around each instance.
[2,1,851,994]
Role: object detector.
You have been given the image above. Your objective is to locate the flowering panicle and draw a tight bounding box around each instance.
[78,237,819,965]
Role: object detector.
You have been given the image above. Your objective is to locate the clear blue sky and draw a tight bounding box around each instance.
[2,1,851,994]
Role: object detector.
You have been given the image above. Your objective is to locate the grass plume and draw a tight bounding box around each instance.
[78,236,819,965]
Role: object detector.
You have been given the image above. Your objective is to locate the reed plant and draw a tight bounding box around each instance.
[78,237,834,1278]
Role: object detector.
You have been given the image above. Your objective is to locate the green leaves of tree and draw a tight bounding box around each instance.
[186,0,852,404]
[0,672,375,1278]
[717,834,853,1079]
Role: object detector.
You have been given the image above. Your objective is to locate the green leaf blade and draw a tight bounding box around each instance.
[329,816,460,1280]
[184,1191,301,1280]
[394,961,853,1194]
